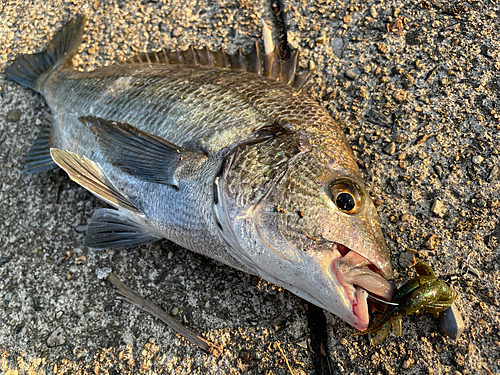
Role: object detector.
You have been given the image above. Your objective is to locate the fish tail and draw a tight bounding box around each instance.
[5,16,86,90]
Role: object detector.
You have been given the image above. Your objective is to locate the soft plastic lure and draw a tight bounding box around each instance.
[358,262,456,345]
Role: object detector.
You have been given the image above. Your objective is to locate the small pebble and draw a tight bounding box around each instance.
[87,46,98,55]
[56,311,64,319]
[401,74,415,88]
[6,109,22,122]
[434,165,444,179]
[402,355,414,369]
[96,267,112,280]
[171,307,179,316]
[47,327,66,347]
[440,77,452,86]
[432,199,446,218]
[393,90,406,102]
[406,31,423,46]
[370,4,378,18]
[487,165,499,182]
[331,37,344,57]
[384,142,396,155]
[271,314,286,330]
[489,199,500,209]
[366,109,392,127]
[399,251,414,268]
[297,340,307,349]
[74,256,87,265]
[0,256,13,267]
[440,302,465,340]
[377,43,388,54]
[4,293,12,302]
[472,155,484,165]
[424,235,439,250]
[345,68,361,80]
[172,26,184,37]
[418,249,429,258]
[477,318,487,326]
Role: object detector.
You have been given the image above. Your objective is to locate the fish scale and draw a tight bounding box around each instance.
[6,16,395,331]
[46,71,269,156]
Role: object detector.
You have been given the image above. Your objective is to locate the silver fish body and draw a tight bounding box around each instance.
[7,17,394,330]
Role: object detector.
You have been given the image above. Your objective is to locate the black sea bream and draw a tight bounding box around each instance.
[7,16,394,330]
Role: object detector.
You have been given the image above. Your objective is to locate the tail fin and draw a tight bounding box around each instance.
[5,16,86,90]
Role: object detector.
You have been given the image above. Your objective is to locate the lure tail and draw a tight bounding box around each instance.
[5,16,85,91]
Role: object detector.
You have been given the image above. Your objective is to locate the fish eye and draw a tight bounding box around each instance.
[336,192,355,212]
[328,179,364,214]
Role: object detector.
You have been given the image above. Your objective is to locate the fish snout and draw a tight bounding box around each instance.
[330,249,396,330]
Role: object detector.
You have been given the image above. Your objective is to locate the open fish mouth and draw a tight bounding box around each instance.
[331,245,395,331]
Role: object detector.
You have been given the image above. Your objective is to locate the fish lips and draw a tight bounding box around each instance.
[247,240,393,332]
[331,249,395,330]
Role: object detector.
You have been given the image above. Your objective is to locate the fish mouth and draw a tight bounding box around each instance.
[330,244,395,331]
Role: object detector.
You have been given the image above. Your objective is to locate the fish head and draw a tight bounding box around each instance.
[220,127,394,330]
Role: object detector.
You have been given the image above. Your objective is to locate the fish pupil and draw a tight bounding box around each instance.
[336,193,355,212]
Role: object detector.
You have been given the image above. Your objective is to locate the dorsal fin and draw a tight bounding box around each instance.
[122,43,313,91]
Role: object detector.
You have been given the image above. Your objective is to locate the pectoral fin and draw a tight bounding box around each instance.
[79,116,207,187]
[85,208,160,249]
[50,148,139,213]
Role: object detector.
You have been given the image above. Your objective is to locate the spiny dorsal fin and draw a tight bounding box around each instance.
[50,148,139,213]
[122,43,312,91]
[85,208,160,250]
[280,49,299,86]
[22,115,58,174]
[79,116,208,188]
[292,69,315,91]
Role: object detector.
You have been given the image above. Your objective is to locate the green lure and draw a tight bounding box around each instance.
[357,262,456,345]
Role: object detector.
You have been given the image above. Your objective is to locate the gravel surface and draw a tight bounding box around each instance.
[1,0,499,374]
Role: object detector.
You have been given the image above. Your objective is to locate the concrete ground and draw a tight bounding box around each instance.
[0,0,499,374]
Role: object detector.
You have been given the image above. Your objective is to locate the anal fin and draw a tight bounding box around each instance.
[50,148,139,213]
[85,208,160,249]
[22,116,58,174]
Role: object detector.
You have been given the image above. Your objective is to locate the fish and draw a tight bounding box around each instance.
[6,16,394,331]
